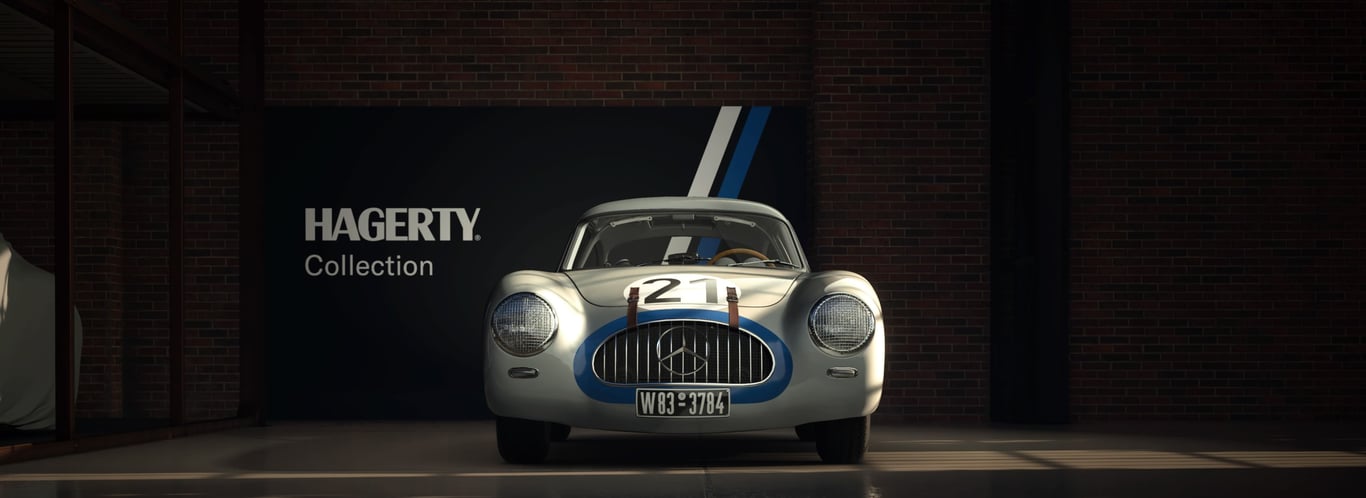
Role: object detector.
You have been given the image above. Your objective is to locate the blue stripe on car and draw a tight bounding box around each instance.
[573,308,792,404]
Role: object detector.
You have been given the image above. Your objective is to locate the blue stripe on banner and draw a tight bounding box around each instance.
[716,106,771,198]
[699,106,771,258]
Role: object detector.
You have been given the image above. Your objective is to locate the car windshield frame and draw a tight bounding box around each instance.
[560,210,808,271]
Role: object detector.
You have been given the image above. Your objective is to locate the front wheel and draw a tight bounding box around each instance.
[814,416,870,464]
[496,416,550,464]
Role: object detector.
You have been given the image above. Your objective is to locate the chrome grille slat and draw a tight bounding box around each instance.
[593,320,774,385]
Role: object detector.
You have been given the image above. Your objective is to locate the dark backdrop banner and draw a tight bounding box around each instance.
[265,107,807,419]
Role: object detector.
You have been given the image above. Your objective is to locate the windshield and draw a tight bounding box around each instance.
[562,211,806,270]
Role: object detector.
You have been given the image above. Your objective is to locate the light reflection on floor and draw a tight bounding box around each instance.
[2,422,1365,498]
[3,448,1365,483]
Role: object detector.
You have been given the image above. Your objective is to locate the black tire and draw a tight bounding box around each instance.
[496,416,550,464]
[549,423,572,442]
[795,423,817,442]
[815,416,870,464]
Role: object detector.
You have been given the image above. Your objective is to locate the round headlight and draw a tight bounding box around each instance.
[492,293,557,356]
[808,294,875,354]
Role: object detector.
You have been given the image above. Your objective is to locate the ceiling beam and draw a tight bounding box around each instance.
[1,0,240,119]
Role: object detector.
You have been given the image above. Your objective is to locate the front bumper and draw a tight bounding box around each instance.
[485,308,884,434]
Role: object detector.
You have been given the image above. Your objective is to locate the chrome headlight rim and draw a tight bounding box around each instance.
[807,293,876,356]
[491,292,558,357]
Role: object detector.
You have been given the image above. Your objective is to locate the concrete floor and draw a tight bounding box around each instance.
[2,421,1365,497]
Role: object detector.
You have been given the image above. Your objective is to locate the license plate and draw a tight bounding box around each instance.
[635,388,730,418]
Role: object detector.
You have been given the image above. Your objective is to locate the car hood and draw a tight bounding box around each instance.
[564,266,803,308]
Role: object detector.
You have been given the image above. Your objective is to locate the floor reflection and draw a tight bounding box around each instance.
[1,422,1364,498]
[3,448,1365,482]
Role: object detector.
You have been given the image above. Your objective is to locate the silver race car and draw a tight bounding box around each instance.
[484,197,885,463]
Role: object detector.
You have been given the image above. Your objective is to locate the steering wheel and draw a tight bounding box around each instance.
[709,248,771,266]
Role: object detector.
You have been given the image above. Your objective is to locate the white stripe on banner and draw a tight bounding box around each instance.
[687,106,742,197]
[664,106,742,257]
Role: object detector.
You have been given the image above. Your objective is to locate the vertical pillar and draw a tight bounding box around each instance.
[238,0,266,424]
[53,0,76,441]
[1031,0,1071,424]
[169,0,186,426]
[989,0,1071,423]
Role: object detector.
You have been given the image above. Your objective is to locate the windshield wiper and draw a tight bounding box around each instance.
[712,215,756,227]
[608,216,653,228]
[727,259,800,269]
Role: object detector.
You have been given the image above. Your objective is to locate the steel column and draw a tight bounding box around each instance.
[52,0,75,442]
[168,0,185,426]
[238,0,266,424]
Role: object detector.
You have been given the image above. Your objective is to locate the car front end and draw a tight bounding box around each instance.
[483,197,885,464]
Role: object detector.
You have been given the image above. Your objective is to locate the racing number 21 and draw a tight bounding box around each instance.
[642,277,718,304]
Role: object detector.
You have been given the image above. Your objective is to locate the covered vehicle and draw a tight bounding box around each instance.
[0,232,83,431]
[484,197,884,463]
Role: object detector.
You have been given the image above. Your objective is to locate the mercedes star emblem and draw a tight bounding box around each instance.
[656,326,710,376]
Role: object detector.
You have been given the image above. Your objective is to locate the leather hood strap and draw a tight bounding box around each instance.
[726,286,739,330]
[627,286,640,329]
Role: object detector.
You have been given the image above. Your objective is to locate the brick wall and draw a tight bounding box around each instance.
[120,123,169,418]
[112,0,243,422]
[117,0,240,84]
[813,1,991,421]
[181,123,241,420]
[266,1,811,106]
[1071,1,1366,419]
[117,122,241,421]
[73,124,125,418]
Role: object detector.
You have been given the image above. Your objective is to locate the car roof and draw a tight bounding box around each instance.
[579,197,791,221]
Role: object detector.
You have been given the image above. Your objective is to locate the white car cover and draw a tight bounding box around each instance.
[0,232,82,430]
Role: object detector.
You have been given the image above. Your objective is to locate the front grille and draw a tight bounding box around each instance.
[593,320,774,385]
